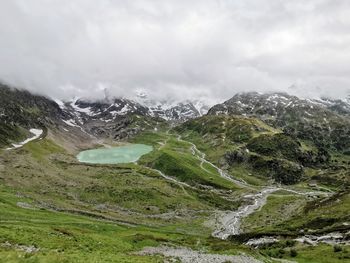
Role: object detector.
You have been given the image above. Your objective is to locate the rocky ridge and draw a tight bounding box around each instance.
[208,92,350,152]
[0,83,211,147]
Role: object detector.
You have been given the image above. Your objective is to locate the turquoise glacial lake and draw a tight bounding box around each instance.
[77,144,153,164]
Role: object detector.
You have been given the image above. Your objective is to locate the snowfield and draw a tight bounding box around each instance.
[6,129,43,150]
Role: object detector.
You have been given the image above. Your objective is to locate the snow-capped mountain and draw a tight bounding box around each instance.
[55,89,213,124]
[208,92,350,151]
[208,92,350,121]
[60,97,149,124]
[132,91,211,121]
[2,81,348,151]
[59,94,210,124]
[317,96,350,117]
[50,94,213,141]
[51,97,153,140]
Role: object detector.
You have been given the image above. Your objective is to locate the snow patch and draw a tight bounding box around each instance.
[53,99,66,110]
[6,129,43,150]
[62,119,80,127]
[71,102,96,116]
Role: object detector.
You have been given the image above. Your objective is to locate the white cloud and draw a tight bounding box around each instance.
[0,0,349,101]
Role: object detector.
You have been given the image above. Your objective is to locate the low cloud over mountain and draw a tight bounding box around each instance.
[1,1,350,100]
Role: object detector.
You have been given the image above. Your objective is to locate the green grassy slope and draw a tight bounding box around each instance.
[173,114,350,263]
[0,129,262,261]
[133,132,239,190]
[1,122,349,262]
[176,115,349,186]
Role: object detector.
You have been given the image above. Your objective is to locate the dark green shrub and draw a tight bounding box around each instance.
[247,133,302,161]
[290,249,298,257]
[334,245,342,253]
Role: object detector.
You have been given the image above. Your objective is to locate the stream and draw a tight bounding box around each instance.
[212,187,279,239]
[159,134,342,246]
[176,135,343,247]
[176,135,248,188]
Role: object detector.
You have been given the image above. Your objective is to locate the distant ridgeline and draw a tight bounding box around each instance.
[0,83,205,148]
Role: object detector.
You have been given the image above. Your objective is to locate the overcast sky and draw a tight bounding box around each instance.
[0,0,350,102]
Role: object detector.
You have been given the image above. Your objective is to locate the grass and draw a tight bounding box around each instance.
[2,138,239,223]
[285,243,350,263]
[133,131,240,190]
[0,124,29,148]
[0,127,268,261]
[0,133,245,257]
[177,130,232,163]
[259,241,350,263]
[173,115,282,183]
[130,131,168,147]
[0,186,159,262]
[176,115,277,144]
[1,125,349,262]
[243,191,350,235]
[0,184,264,263]
[24,138,65,161]
[241,194,307,233]
[295,191,350,231]
[1,184,223,262]
[228,164,267,186]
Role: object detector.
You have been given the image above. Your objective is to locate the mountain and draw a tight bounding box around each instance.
[208,91,350,121]
[317,95,350,117]
[132,91,211,121]
[0,83,67,147]
[1,84,350,263]
[176,92,350,185]
[0,84,211,148]
[0,84,154,148]
[58,91,212,124]
[208,92,350,152]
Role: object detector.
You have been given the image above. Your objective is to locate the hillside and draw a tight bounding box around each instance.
[208,92,350,153]
[0,85,349,263]
[0,84,210,149]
